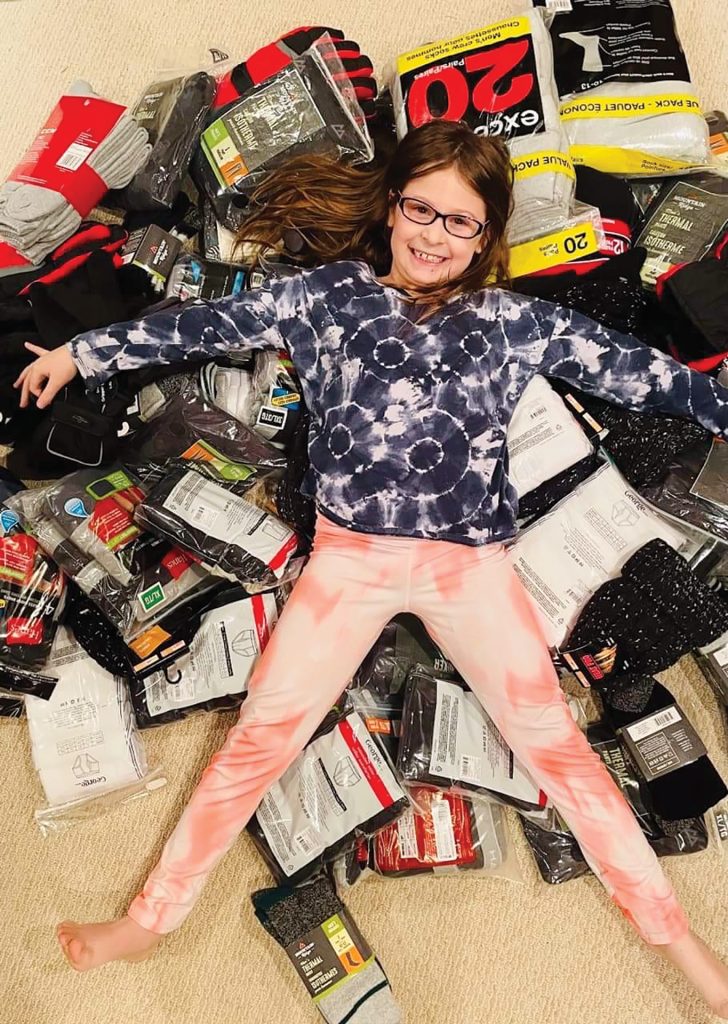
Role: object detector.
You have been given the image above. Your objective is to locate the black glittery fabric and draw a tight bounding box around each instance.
[567,539,728,692]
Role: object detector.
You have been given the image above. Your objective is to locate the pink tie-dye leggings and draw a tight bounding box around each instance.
[127,514,689,945]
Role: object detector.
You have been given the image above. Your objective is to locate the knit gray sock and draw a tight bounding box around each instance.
[252,878,402,1024]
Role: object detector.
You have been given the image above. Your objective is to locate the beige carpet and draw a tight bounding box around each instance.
[1,2,728,1022]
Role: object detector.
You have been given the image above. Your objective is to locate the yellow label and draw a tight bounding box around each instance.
[397,17,531,74]
[560,93,701,120]
[129,624,172,659]
[569,144,702,176]
[511,149,576,181]
[509,221,599,278]
[270,392,301,408]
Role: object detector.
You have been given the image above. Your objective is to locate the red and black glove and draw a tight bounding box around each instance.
[214,26,378,120]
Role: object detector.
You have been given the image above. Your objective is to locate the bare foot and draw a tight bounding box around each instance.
[654,929,728,1018]
[56,916,162,971]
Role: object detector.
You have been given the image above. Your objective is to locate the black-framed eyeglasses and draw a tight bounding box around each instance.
[394,192,488,239]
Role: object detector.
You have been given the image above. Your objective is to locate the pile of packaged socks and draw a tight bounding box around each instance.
[2,6,728,1018]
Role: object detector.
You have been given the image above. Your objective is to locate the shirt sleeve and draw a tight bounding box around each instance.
[536,301,728,439]
[68,272,307,390]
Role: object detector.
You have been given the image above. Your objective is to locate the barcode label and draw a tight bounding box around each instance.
[431,801,457,863]
[56,142,93,171]
[626,706,681,742]
[460,754,481,783]
[294,828,315,854]
[396,812,419,860]
[545,0,572,10]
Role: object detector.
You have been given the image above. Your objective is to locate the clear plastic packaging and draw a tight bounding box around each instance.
[248,704,409,885]
[391,14,576,245]
[0,690,25,718]
[520,719,709,884]
[165,252,249,302]
[0,507,66,673]
[507,375,594,498]
[134,466,299,589]
[24,628,165,835]
[121,381,287,481]
[123,69,217,210]
[129,586,278,727]
[533,0,711,177]
[397,667,546,812]
[640,439,728,545]
[510,461,689,647]
[507,201,606,277]
[633,172,728,289]
[198,35,373,202]
[6,472,217,641]
[352,613,459,699]
[199,350,303,452]
[369,786,523,881]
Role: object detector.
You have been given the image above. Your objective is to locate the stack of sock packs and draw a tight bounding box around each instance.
[252,875,402,1024]
[534,0,710,175]
[0,81,150,264]
[391,12,576,245]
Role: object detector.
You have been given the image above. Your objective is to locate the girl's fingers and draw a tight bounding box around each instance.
[23,342,50,356]
[36,380,57,410]
[13,365,30,389]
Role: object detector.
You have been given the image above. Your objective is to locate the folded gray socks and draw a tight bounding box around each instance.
[0,80,150,262]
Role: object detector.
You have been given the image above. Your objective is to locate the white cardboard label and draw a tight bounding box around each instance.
[508,375,592,496]
[429,679,542,804]
[144,593,277,716]
[162,471,294,574]
[256,711,405,876]
[511,463,685,645]
[431,800,458,862]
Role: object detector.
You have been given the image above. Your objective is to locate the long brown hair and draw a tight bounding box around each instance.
[236,120,514,309]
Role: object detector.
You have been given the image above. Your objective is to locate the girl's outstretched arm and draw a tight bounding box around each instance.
[537,302,728,439]
[16,272,309,410]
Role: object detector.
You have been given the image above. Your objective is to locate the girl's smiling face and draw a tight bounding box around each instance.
[382,165,489,292]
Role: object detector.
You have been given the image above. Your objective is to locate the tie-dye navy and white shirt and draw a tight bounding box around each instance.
[69,260,728,546]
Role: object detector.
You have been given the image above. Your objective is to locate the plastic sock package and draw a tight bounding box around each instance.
[640,439,728,544]
[352,612,459,701]
[397,668,546,812]
[24,627,165,835]
[199,349,303,452]
[391,14,576,245]
[121,70,217,211]
[0,505,66,673]
[249,706,409,885]
[507,375,594,498]
[533,0,710,176]
[520,720,709,884]
[633,171,728,289]
[510,462,687,647]
[130,587,278,727]
[0,691,24,718]
[6,472,215,640]
[198,35,372,203]
[369,786,522,881]
[120,382,287,485]
[135,466,299,589]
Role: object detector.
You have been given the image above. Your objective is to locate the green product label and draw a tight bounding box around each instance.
[85,469,133,501]
[138,582,166,613]
[284,909,373,1001]
[184,439,255,482]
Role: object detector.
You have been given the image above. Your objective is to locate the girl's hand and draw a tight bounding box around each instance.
[14,343,79,410]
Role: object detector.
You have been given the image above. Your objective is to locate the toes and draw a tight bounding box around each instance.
[65,937,91,971]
